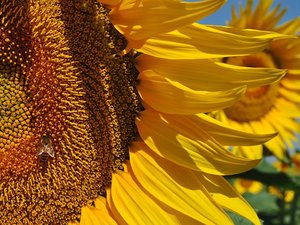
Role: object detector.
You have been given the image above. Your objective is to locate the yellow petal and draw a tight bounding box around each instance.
[233,145,263,160]
[277,17,300,35]
[201,174,261,225]
[259,116,286,158]
[129,145,234,225]
[279,88,300,103]
[68,222,80,225]
[263,5,286,30]
[251,0,272,24]
[214,61,286,85]
[194,113,277,146]
[138,71,246,114]
[107,170,180,225]
[207,24,290,39]
[88,197,119,225]
[272,38,300,61]
[106,189,130,225]
[80,204,118,225]
[136,54,285,91]
[110,0,225,40]
[241,0,252,23]
[272,111,300,132]
[281,80,300,92]
[136,109,261,175]
[267,109,300,135]
[130,23,287,59]
[230,0,289,32]
[265,136,285,159]
[98,0,121,6]
[275,97,300,116]
[267,109,299,148]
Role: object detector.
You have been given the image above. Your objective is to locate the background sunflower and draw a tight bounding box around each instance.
[212,0,300,160]
[209,1,300,224]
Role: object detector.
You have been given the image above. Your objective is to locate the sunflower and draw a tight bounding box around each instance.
[212,0,300,160]
[274,152,300,176]
[233,178,263,195]
[268,186,295,203]
[0,0,288,224]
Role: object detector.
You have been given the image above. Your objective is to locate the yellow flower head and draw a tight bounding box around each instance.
[0,0,288,224]
[274,152,300,175]
[233,178,263,195]
[268,186,295,203]
[213,0,300,160]
[291,153,300,175]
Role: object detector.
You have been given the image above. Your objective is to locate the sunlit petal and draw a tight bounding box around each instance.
[129,23,287,59]
[213,0,300,159]
[129,145,234,225]
[201,174,261,225]
[136,110,261,175]
[110,0,225,40]
[138,71,246,114]
[108,170,180,225]
[195,113,277,146]
[137,54,285,91]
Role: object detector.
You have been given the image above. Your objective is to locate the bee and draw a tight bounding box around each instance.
[37,135,55,172]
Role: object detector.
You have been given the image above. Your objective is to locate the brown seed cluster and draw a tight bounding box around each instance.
[0,0,141,224]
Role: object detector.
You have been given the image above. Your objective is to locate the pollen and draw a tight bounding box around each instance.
[0,0,142,224]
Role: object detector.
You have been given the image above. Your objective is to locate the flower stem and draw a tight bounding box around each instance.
[289,192,299,225]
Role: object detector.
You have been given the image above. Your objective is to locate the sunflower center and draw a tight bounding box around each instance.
[0,0,141,224]
[223,52,279,122]
[240,179,254,189]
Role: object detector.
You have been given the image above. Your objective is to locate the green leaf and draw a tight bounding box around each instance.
[244,191,279,214]
[227,211,261,225]
[256,159,279,173]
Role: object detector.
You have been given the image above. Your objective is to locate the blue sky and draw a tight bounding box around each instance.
[196,0,299,25]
